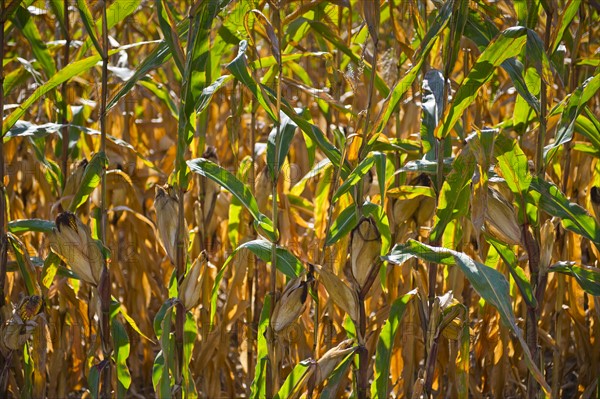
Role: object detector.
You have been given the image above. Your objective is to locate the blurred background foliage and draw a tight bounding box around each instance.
[0,0,599,397]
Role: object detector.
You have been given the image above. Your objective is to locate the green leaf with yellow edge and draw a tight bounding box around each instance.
[435,27,528,139]
[3,41,157,136]
[274,360,314,399]
[496,135,531,224]
[548,262,600,296]
[112,319,132,397]
[531,177,600,247]
[250,295,271,399]
[187,157,276,241]
[69,152,107,212]
[487,237,536,307]
[371,289,417,398]
[209,240,302,327]
[385,239,550,395]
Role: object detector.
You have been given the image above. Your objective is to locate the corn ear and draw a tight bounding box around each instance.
[154,184,186,265]
[313,339,355,386]
[314,264,359,323]
[179,251,208,310]
[539,219,555,276]
[50,211,103,286]
[271,274,310,332]
[350,217,381,289]
[484,188,522,245]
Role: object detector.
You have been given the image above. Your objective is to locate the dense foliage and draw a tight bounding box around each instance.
[0,0,599,398]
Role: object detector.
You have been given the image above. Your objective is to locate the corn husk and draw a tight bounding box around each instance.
[17,295,43,322]
[313,339,355,386]
[314,264,359,324]
[154,184,186,265]
[271,275,310,332]
[539,219,555,277]
[200,147,221,224]
[351,217,381,288]
[50,212,103,286]
[62,159,88,198]
[255,166,272,214]
[179,251,208,310]
[484,188,522,245]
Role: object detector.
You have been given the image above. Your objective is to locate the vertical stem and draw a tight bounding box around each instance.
[0,2,9,396]
[357,294,369,399]
[528,8,553,396]
[267,4,283,398]
[60,0,71,179]
[98,2,112,398]
[0,0,6,310]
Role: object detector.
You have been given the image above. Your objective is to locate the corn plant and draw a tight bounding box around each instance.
[1,0,599,398]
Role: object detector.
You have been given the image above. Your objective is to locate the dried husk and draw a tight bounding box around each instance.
[49,212,103,286]
[350,217,381,288]
[179,251,208,310]
[271,275,310,332]
[154,184,186,265]
[314,264,359,323]
[484,188,522,245]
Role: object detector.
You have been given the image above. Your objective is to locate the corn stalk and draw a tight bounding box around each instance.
[98,1,112,397]
[0,1,8,393]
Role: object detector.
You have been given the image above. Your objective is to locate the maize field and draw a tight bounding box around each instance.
[0,0,599,398]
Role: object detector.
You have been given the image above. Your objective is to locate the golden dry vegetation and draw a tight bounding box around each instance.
[0,0,599,398]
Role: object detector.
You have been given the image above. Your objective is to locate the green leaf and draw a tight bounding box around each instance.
[183,312,198,396]
[531,177,600,246]
[332,155,375,203]
[326,202,386,247]
[371,289,417,398]
[77,0,143,57]
[76,0,103,55]
[496,135,532,223]
[544,74,600,161]
[88,363,101,399]
[112,319,132,396]
[11,5,56,77]
[464,9,540,114]
[575,111,600,151]
[375,0,453,134]
[250,295,271,399]
[2,42,155,136]
[8,219,55,234]
[196,75,234,113]
[326,204,358,246]
[487,237,536,307]
[187,157,276,241]
[7,233,37,295]
[319,350,355,399]
[69,152,107,212]
[227,40,276,120]
[279,105,348,178]
[548,262,600,296]
[385,239,550,394]
[303,19,389,97]
[209,240,302,326]
[430,151,474,242]
[435,27,528,138]
[107,37,177,111]
[267,111,298,179]
[155,0,185,73]
[549,0,581,54]
[274,360,314,399]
